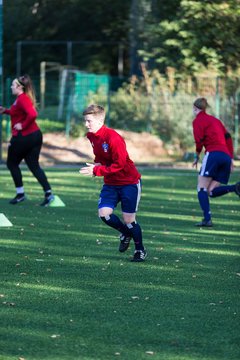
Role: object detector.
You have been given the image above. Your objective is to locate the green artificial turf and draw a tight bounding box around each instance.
[0,167,239,360]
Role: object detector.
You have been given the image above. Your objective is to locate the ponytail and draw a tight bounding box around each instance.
[17,74,37,108]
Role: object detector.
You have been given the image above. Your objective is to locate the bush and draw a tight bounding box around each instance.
[108,70,196,151]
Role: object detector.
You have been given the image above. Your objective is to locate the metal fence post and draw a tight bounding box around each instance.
[234,91,240,157]
[5,77,11,139]
[16,41,22,77]
[0,0,3,162]
[67,41,72,65]
[215,76,220,118]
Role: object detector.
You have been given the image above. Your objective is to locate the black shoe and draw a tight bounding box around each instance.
[131,249,147,262]
[9,194,25,205]
[235,182,240,196]
[195,219,213,227]
[119,234,131,252]
[40,194,55,207]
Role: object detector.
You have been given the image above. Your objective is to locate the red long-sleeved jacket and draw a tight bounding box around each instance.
[87,125,141,185]
[192,111,234,158]
[4,93,39,136]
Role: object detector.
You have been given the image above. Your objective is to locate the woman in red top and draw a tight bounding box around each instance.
[192,97,239,227]
[0,74,54,206]
[80,104,147,262]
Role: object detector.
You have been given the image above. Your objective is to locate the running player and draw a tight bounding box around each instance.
[79,104,147,262]
[192,97,239,227]
[0,74,54,206]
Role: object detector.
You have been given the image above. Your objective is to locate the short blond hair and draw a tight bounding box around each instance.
[193,98,209,111]
[83,104,105,119]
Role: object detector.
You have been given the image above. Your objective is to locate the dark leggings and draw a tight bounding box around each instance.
[7,130,51,192]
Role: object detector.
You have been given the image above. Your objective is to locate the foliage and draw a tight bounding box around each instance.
[4,0,240,78]
[68,66,239,151]
[69,122,86,138]
[0,167,240,360]
[83,68,196,150]
[37,120,65,134]
[3,0,240,153]
[3,0,131,77]
[139,0,240,75]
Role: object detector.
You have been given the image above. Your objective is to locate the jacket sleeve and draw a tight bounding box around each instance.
[93,135,127,176]
[192,119,204,154]
[3,109,11,115]
[18,96,38,130]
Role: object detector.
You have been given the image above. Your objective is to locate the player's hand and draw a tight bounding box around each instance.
[13,123,23,130]
[0,106,6,114]
[79,163,95,176]
[192,153,199,169]
[192,159,198,169]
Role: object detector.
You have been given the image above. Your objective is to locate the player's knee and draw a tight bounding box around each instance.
[6,159,11,170]
[28,164,41,174]
[208,185,219,197]
[208,188,215,197]
[123,213,136,224]
[6,159,14,170]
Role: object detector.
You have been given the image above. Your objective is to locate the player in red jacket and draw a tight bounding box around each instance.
[79,104,147,262]
[192,97,239,227]
[0,74,54,206]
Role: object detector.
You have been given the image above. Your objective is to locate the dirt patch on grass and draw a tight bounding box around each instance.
[39,130,170,165]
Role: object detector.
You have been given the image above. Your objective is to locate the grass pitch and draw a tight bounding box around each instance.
[0,167,239,360]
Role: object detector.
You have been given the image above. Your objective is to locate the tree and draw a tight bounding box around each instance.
[139,0,240,75]
[3,0,131,77]
[3,0,240,78]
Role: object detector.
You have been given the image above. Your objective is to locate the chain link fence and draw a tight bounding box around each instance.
[1,72,240,157]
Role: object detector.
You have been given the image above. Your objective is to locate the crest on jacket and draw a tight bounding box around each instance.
[102,142,109,152]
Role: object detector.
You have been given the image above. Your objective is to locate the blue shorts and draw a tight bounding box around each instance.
[199,151,231,184]
[98,181,142,213]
